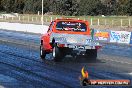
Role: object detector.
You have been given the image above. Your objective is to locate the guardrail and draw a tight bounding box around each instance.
[0,22,48,34]
[93,29,132,45]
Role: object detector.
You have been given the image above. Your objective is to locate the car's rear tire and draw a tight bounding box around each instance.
[40,45,46,60]
[85,49,97,60]
[52,45,63,62]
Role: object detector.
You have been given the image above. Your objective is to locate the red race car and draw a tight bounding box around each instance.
[40,19,101,62]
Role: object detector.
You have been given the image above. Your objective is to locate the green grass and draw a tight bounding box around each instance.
[0,14,132,27]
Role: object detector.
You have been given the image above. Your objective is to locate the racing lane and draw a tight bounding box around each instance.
[0,30,132,88]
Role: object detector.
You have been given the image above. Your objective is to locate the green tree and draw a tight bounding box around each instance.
[78,0,103,15]
[60,0,78,16]
[0,0,3,11]
[23,0,50,14]
[0,0,131,16]
[116,0,129,15]
[23,0,34,13]
[1,0,15,12]
[13,0,24,13]
[0,0,24,13]
[127,0,132,16]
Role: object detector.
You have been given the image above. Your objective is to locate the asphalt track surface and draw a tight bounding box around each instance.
[0,29,132,88]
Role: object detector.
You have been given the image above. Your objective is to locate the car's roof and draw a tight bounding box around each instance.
[54,18,87,22]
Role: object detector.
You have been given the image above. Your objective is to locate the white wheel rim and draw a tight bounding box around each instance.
[40,46,43,55]
[53,47,55,57]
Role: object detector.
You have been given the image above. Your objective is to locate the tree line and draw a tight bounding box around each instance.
[0,0,131,16]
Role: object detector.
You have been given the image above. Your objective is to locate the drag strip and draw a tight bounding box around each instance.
[0,30,132,88]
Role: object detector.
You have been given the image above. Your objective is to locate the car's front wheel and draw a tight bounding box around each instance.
[40,45,46,60]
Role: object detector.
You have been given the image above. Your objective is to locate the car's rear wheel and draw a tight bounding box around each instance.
[52,45,63,62]
[40,45,46,60]
[85,49,97,60]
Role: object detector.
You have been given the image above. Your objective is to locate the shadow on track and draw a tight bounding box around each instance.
[41,54,105,64]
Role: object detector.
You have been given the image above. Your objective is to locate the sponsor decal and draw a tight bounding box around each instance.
[79,67,131,86]
[95,32,109,38]
[110,31,131,44]
[94,30,110,41]
[53,37,67,43]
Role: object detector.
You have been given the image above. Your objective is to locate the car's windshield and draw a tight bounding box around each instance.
[56,21,87,32]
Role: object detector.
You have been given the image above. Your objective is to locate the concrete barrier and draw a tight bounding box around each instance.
[0,22,49,34]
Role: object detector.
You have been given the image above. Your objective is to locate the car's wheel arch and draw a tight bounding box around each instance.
[41,40,43,45]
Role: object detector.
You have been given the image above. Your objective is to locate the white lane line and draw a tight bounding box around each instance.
[102,58,132,65]
[128,72,132,75]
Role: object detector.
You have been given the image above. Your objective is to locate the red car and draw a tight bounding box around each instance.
[40,19,101,62]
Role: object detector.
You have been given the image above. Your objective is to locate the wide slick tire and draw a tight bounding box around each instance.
[40,45,46,60]
[85,49,97,60]
[52,45,63,62]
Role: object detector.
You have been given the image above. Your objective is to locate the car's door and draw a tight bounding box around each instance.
[43,21,54,50]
